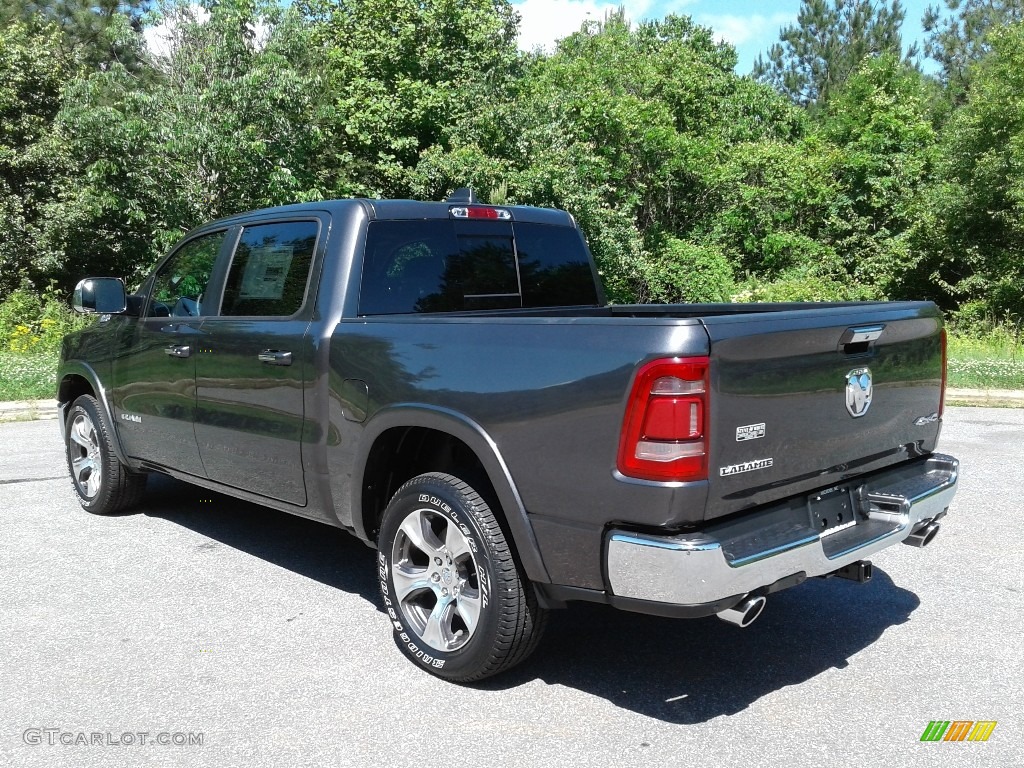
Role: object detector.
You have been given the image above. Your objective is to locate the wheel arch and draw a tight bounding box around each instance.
[57,361,130,465]
[353,405,551,584]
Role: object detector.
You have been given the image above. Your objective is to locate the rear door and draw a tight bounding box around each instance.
[193,217,322,505]
[702,303,945,520]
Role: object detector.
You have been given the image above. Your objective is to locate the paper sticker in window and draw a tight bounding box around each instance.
[238,246,294,300]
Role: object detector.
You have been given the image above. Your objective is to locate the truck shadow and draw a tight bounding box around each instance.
[138,474,380,604]
[137,475,919,724]
[486,572,920,723]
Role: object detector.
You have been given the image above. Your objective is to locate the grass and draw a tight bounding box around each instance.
[947,330,1024,390]
[0,352,58,401]
[0,285,91,401]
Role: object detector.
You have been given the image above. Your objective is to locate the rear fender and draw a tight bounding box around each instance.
[353,405,551,584]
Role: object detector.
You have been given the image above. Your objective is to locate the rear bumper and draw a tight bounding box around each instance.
[605,453,959,607]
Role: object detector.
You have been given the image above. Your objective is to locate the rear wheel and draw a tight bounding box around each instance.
[65,395,146,515]
[377,472,547,682]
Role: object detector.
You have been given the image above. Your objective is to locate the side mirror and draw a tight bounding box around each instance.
[73,277,128,314]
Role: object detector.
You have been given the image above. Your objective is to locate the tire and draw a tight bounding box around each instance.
[64,395,147,515]
[377,472,548,682]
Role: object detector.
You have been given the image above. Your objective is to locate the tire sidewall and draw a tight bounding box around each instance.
[65,398,107,512]
[378,476,499,679]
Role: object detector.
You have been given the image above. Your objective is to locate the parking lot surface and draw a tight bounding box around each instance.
[1,407,1020,767]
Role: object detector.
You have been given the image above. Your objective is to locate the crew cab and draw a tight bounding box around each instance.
[58,193,959,681]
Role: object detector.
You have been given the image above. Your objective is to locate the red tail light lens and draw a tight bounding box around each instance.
[939,327,947,417]
[642,397,703,440]
[617,357,710,482]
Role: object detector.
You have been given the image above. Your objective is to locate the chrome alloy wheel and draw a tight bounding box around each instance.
[68,412,102,498]
[390,507,482,652]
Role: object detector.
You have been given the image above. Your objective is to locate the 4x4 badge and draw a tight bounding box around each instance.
[846,368,873,418]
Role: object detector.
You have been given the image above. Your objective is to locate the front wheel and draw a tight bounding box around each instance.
[377,472,547,682]
[64,395,147,515]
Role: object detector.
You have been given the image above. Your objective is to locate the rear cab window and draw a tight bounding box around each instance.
[358,219,599,315]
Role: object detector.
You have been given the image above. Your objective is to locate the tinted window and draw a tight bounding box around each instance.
[358,220,456,314]
[221,221,318,317]
[515,224,600,308]
[418,223,520,312]
[149,231,226,318]
[359,220,598,315]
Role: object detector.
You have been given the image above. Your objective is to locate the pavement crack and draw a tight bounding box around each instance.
[0,476,65,485]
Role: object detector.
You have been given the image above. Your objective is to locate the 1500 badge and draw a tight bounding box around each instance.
[720,458,774,476]
[736,423,766,441]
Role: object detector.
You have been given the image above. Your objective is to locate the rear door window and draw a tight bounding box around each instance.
[220,220,319,317]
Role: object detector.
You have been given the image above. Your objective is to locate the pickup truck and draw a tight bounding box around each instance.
[58,192,960,682]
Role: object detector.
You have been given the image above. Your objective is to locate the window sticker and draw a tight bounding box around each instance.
[238,246,294,300]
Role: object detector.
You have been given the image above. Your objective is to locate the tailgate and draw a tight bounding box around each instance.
[701,302,945,521]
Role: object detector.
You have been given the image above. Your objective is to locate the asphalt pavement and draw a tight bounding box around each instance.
[0,408,1021,767]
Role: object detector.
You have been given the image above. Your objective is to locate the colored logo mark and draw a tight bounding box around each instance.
[920,721,997,742]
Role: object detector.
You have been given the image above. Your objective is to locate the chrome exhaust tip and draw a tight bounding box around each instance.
[904,521,941,548]
[716,595,766,628]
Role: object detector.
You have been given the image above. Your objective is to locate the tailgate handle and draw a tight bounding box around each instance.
[841,325,884,354]
[259,350,292,366]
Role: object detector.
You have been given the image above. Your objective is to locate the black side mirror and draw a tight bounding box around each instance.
[73,277,128,314]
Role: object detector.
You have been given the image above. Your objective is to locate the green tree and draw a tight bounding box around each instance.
[409,11,805,302]
[705,137,840,280]
[0,0,150,71]
[643,237,734,303]
[704,55,937,304]
[820,54,936,297]
[923,0,1024,99]
[754,0,914,108]
[912,21,1024,320]
[40,0,325,287]
[297,0,520,198]
[0,22,75,293]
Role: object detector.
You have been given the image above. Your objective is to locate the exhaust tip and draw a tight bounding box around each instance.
[717,595,766,628]
[904,521,941,548]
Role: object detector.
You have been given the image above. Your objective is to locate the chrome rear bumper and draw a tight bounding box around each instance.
[606,454,959,606]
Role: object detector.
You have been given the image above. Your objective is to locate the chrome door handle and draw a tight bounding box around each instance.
[164,345,191,358]
[258,350,292,366]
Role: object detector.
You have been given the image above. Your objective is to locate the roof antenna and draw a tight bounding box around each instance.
[445,186,478,204]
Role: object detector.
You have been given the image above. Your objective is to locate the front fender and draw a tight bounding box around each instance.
[57,359,130,466]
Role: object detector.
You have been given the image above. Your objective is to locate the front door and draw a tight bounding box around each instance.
[110,229,231,475]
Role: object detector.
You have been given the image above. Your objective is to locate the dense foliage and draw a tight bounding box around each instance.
[0,0,1022,332]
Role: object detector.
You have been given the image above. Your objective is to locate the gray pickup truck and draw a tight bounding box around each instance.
[58,193,959,681]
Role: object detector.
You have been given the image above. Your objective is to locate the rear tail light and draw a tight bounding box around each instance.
[939,327,947,417]
[617,357,710,482]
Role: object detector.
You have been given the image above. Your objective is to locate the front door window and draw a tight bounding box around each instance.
[149,231,226,318]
